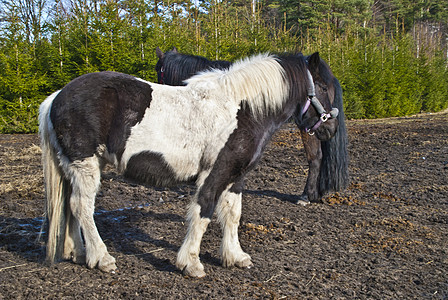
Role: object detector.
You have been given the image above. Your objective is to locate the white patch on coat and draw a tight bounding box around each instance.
[120,80,240,181]
[122,54,290,180]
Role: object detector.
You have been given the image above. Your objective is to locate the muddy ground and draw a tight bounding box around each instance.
[0,112,447,299]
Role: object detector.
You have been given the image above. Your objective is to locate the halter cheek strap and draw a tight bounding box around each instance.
[301,97,311,116]
[302,69,339,135]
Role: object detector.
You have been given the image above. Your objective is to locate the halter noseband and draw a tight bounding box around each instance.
[302,68,339,135]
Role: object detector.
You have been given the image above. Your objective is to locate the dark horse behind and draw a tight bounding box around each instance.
[156,47,349,204]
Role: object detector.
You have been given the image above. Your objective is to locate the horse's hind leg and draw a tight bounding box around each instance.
[63,206,85,264]
[216,181,252,269]
[65,157,116,272]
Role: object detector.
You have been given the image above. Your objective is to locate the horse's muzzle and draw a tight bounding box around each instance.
[314,117,339,141]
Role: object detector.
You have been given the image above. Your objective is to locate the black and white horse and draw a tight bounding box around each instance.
[39,53,339,277]
[156,47,349,203]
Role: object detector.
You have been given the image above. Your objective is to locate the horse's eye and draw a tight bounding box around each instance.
[315,82,327,93]
[320,84,328,93]
[318,85,327,93]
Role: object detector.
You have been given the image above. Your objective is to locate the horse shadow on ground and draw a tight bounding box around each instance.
[0,215,46,264]
[244,189,300,204]
[0,187,297,273]
[96,208,186,273]
[96,207,224,274]
[0,210,187,274]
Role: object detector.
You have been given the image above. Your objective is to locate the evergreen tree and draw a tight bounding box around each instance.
[0,0,447,132]
[0,0,46,133]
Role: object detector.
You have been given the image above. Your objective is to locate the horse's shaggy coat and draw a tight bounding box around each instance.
[40,53,339,277]
[156,48,349,203]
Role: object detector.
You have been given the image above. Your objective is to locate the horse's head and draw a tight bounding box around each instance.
[295,52,339,141]
[155,46,179,84]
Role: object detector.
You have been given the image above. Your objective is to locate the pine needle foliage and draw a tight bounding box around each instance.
[0,0,447,132]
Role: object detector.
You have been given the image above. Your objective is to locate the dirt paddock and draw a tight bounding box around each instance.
[1,112,447,299]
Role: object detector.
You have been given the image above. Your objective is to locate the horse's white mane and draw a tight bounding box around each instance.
[185,53,289,117]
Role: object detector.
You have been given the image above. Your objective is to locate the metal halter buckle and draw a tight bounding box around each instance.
[320,113,329,122]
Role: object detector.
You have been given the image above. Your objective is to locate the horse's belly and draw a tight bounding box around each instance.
[121,135,204,186]
[123,150,197,186]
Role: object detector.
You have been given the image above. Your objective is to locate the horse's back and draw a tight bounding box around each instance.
[48,71,153,162]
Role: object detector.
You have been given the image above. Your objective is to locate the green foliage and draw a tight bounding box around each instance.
[0,0,447,132]
[0,96,41,133]
[420,53,448,112]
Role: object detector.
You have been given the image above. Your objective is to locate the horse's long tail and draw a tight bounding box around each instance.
[319,78,349,196]
[39,92,69,264]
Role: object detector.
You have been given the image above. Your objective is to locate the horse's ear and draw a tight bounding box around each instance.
[172,47,178,53]
[156,46,164,59]
[308,52,320,73]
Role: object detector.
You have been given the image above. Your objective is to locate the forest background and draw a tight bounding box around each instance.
[0,0,447,133]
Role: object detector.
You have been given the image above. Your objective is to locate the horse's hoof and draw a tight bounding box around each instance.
[63,250,86,265]
[99,262,117,273]
[182,264,206,278]
[98,254,117,273]
[296,199,311,206]
[223,252,253,269]
[235,257,253,269]
[72,254,86,265]
[295,194,310,206]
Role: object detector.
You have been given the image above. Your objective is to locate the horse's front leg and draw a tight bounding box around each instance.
[177,127,257,277]
[216,181,252,269]
[297,132,322,204]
